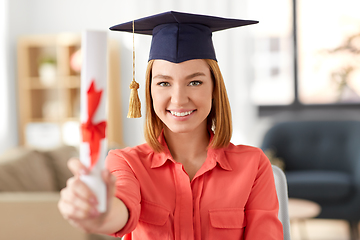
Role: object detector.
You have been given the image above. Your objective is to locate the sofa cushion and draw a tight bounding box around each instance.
[0,147,57,191]
[286,170,353,203]
[43,145,78,190]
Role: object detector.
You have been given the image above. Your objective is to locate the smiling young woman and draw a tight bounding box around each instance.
[151,59,212,131]
[58,11,283,240]
[145,58,232,152]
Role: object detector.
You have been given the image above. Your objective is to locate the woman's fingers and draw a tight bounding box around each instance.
[58,198,98,233]
[69,177,98,205]
[67,157,89,176]
[58,158,96,220]
[58,158,118,234]
[102,169,116,206]
[59,177,99,219]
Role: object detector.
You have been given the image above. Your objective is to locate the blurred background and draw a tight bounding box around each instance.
[0,0,359,239]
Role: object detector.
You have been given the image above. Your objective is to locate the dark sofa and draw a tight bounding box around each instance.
[261,120,360,240]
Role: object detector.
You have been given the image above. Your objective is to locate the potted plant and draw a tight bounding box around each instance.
[38,56,57,86]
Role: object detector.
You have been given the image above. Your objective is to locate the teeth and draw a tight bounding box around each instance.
[170,110,193,117]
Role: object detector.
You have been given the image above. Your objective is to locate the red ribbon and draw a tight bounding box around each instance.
[81,80,107,169]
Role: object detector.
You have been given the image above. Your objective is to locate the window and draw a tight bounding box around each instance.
[249,0,360,110]
[248,0,294,105]
[298,0,360,104]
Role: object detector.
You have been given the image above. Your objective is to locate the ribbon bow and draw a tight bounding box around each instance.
[81,80,107,169]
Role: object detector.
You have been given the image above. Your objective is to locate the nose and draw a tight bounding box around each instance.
[171,84,189,106]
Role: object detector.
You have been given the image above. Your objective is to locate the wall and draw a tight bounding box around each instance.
[2,0,259,153]
[0,0,17,155]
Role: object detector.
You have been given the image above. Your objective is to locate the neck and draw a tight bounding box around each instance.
[163,126,210,164]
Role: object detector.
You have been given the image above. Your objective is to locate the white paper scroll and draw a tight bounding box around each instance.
[80,30,108,213]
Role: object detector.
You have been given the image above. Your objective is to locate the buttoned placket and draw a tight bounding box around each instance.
[191,175,204,240]
[171,152,218,240]
[172,161,194,240]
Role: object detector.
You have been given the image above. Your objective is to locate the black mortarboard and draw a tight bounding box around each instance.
[110,11,258,63]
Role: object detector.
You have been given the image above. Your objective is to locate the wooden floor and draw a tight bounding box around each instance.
[290,219,358,240]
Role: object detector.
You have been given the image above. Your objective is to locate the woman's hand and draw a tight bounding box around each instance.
[57,158,117,233]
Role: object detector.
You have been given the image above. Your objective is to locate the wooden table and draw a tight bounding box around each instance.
[288,198,321,240]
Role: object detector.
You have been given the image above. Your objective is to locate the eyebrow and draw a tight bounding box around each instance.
[152,72,206,80]
[153,74,172,80]
[185,72,206,80]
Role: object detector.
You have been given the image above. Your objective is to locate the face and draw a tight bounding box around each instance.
[151,59,213,135]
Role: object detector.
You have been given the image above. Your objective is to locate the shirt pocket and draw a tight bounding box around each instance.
[137,200,171,239]
[209,208,246,240]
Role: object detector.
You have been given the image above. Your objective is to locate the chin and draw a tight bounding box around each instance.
[167,127,193,134]
[164,122,207,135]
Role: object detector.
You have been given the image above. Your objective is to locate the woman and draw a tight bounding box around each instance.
[58,11,283,239]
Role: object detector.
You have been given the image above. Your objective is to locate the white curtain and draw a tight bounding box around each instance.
[0,0,12,155]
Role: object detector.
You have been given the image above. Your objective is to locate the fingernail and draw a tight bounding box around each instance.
[80,169,87,175]
[91,208,99,216]
[90,196,98,204]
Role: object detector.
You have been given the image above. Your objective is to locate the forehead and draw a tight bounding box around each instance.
[152,59,210,76]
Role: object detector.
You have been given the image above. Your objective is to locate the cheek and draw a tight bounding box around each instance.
[151,94,159,112]
[153,100,160,113]
[207,98,213,114]
[202,88,214,110]
[151,91,165,114]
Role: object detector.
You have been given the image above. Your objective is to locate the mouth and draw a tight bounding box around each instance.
[168,110,196,117]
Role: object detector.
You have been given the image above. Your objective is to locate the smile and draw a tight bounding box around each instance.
[169,110,195,117]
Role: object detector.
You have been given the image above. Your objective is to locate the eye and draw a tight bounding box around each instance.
[157,82,170,87]
[189,81,202,86]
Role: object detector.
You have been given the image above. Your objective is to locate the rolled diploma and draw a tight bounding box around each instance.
[80,30,108,213]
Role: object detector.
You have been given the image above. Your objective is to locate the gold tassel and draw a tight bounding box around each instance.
[127,20,142,118]
[127,79,141,118]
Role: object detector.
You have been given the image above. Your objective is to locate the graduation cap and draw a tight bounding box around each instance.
[109,11,258,118]
[110,11,258,63]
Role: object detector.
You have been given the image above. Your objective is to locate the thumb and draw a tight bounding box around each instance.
[102,169,116,209]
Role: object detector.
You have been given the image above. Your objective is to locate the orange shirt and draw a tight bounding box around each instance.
[106,133,283,240]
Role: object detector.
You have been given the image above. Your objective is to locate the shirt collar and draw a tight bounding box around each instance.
[151,130,174,168]
[207,145,232,171]
[151,130,232,171]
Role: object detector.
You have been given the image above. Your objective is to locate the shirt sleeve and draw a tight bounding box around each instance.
[244,150,284,239]
[105,150,141,238]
